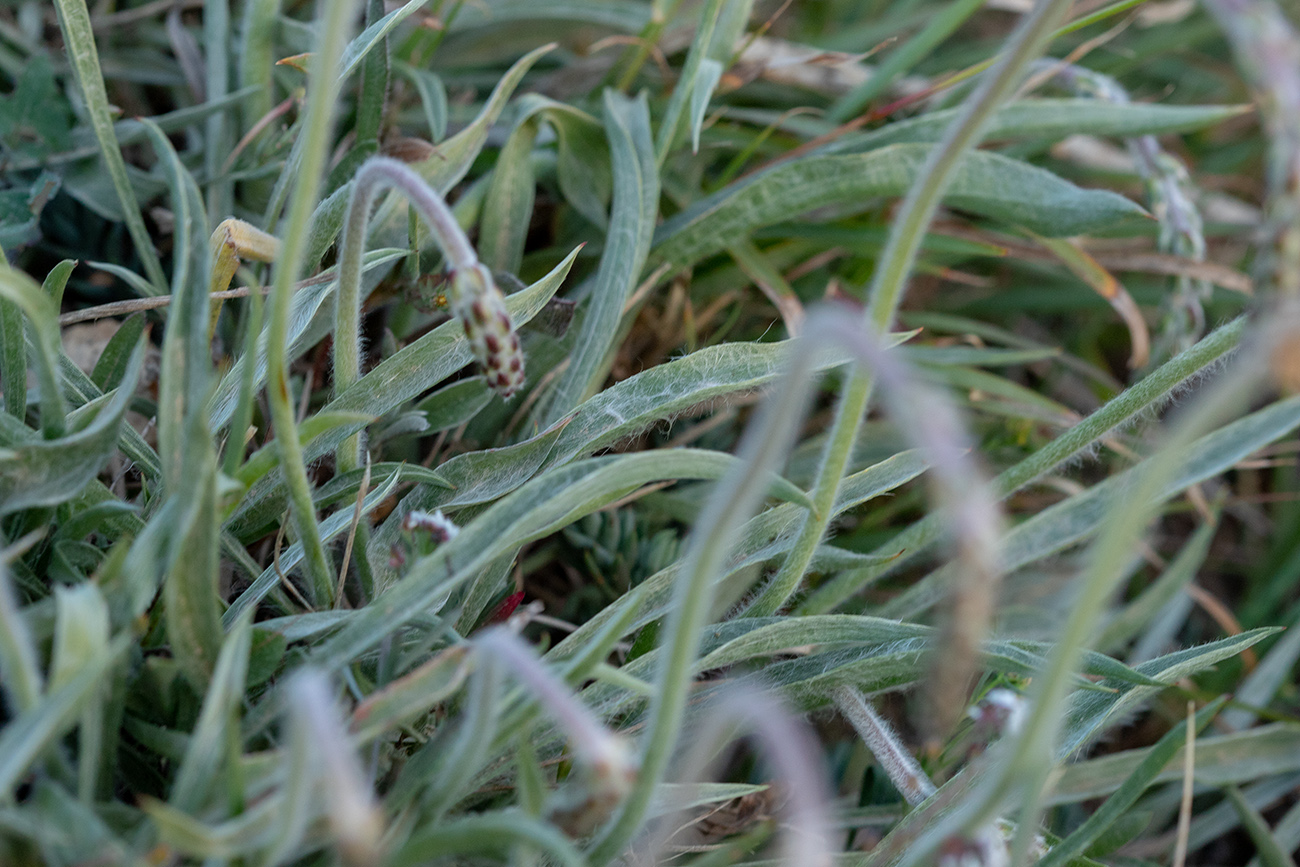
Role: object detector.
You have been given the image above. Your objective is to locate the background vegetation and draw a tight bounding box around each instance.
[2,0,1300,864]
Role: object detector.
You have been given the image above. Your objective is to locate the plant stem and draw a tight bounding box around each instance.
[748,0,1076,619]
[585,309,883,865]
[584,320,835,865]
[264,0,357,606]
[834,686,936,807]
[334,156,479,473]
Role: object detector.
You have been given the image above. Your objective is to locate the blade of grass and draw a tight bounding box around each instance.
[50,0,168,293]
[541,91,657,424]
[263,0,360,605]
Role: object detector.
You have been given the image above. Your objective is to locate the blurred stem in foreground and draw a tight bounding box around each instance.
[585,308,880,864]
[744,0,1073,652]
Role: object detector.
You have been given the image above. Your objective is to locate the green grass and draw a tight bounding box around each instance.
[2,0,1300,865]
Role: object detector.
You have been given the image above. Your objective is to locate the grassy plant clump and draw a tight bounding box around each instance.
[5,0,1300,864]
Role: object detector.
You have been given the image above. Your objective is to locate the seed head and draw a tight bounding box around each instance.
[447,263,526,398]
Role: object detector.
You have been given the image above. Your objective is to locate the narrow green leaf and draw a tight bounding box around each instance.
[171,615,253,812]
[1096,514,1219,653]
[540,90,658,424]
[314,450,816,670]
[802,317,1247,616]
[546,449,930,667]
[142,118,212,491]
[0,561,44,713]
[90,312,148,392]
[1221,605,1300,732]
[448,0,648,31]
[351,645,470,742]
[162,432,224,689]
[337,0,431,83]
[368,336,887,586]
[886,395,1300,621]
[0,636,126,801]
[689,57,724,153]
[1051,722,1300,804]
[84,261,158,299]
[417,377,494,432]
[396,62,448,141]
[1036,699,1225,867]
[827,100,1250,155]
[1062,630,1279,758]
[653,145,1148,271]
[478,116,540,274]
[39,259,76,310]
[50,582,111,800]
[0,342,144,515]
[0,263,66,437]
[392,811,585,867]
[0,295,24,419]
[654,0,725,161]
[1226,786,1300,867]
[549,103,613,228]
[143,796,278,859]
[49,0,167,293]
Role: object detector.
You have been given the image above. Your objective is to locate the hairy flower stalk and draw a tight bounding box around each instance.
[335,157,524,472]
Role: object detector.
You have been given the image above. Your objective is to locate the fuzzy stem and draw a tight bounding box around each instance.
[475,629,632,783]
[286,671,383,863]
[834,686,936,807]
[334,156,480,472]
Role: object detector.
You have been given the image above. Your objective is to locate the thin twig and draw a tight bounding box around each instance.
[58,276,332,326]
[336,456,372,607]
[223,93,299,173]
[272,517,314,612]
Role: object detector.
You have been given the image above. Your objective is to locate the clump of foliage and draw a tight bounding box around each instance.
[3,0,1300,865]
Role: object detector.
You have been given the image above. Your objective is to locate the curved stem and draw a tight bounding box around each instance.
[745,0,1076,618]
[333,155,479,473]
[586,308,894,865]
